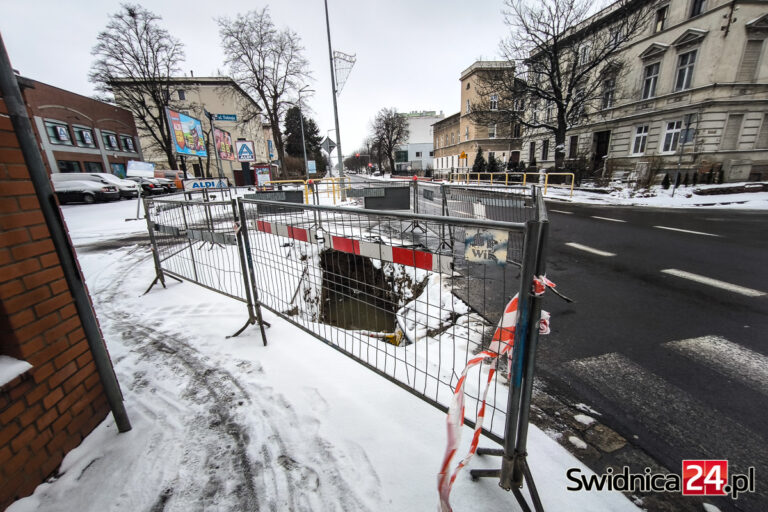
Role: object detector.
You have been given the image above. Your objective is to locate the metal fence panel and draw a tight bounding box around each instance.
[239,198,538,442]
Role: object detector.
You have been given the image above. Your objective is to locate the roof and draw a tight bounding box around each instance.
[110,76,261,112]
[432,112,460,128]
[460,61,514,81]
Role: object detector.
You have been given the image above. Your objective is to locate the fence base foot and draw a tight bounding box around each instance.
[470,468,500,481]
[142,273,180,295]
[471,452,544,512]
[226,316,271,340]
[476,447,504,457]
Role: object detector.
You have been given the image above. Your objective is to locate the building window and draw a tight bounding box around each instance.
[178,90,186,101]
[489,124,497,138]
[602,79,615,109]
[545,101,553,122]
[579,44,590,66]
[736,40,764,82]
[57,160,81,173]
[451,133,455,145]
[513,98,524,111]
[654,6,668,33]
[488,151,495,161]
[466,82,470,90]
[690,0,705,17]
[490,94,498,110]
[662,120,683,153]
[542,140,549,160]
[569,135,578,157]
[642,62,660,99]
[465,126,469,141]
[632,125,649,155]
[466,99,470,114]
[415,151,422,157]
[429,151,434,157]
[674,50,697,91]
[120,135,136,152]
[102,131,119,150]
[514,124,522,138]
[84,161,104,173]
[73,127,95,147]
[721,114,744,150]
[529,141,536,162]
[45,121,72,145]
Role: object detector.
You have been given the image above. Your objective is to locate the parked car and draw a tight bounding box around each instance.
[154,177,179,194]
[52,180,120,204]
[52,172,138,199]
[126,176,165,195]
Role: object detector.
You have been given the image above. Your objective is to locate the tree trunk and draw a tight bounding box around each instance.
[388,155,395,174]
[554,114,567,171]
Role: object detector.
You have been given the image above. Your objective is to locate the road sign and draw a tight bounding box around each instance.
[236,140,256,162]
[214,114,237,122]
[321,136,336,154]
[460,151,467,159]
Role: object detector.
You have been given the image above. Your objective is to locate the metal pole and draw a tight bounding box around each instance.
[298,93,310,181]
[0,34,131,432]
[208,113,225,179]
[324,0,346,198]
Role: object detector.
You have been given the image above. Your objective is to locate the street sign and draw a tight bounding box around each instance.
[214,114,237,122]
[460,151,467,159]
[308,160,316,173]
[182,178,230,191]
[321,136,336,154]
[235,140,256,162]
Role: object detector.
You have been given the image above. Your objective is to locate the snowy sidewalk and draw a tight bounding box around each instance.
[9,200,639,512]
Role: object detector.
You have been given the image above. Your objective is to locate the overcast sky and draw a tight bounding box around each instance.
[2,0,510,154]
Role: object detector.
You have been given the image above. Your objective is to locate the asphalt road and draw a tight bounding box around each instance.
[349,175,768,510]
[539,200,768,512]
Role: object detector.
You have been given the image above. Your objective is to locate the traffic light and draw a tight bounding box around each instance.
[355,153,360,157]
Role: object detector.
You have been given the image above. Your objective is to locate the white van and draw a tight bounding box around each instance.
[51,172,138,199]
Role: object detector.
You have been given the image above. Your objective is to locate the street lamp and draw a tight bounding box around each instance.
[297,85,315,180]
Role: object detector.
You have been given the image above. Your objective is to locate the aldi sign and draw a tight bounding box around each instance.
[182,178,230,191]
[236,140,256,162]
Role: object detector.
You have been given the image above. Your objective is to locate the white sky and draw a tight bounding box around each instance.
[1,0,509,154]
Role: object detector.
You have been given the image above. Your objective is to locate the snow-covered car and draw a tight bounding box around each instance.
[126,176,165,195]
[52,172,138,199]
[154,177,179,194]
[52,180,120,204]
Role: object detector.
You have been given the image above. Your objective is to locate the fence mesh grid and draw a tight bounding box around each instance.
[239,198,534,439]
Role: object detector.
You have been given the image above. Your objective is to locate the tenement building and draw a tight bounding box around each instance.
[433,61,522,172]
[525,1,768,182]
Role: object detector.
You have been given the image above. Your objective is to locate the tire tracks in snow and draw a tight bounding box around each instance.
[89,244,379,511]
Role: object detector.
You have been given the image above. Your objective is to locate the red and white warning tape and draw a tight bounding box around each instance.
[437,276,554,512]
[252,219,453,273]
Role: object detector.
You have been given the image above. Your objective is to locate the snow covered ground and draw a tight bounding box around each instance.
[8,198,640,512]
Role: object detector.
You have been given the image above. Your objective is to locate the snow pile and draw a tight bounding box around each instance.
[0,355,32,387]
[396,273,469,343]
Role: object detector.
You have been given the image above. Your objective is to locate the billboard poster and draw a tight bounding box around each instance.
[214,128,235,161]
[166,108,207,157]
[253,165,271,187]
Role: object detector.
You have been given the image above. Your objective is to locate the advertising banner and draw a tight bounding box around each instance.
[236,140,256,162]
[214,128,236,161]
[182,177,230,191]
[166,108,207,157]
[253,165,272,186]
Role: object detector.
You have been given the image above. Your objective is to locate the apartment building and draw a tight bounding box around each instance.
[524,1,768,182]
[394,110,444,173]
[111,76,268,182]
[433,61,522,172]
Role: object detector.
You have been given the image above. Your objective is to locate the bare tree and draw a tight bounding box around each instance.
[371,108,409,173]
[218,8,311,179]
[90,4,185,170]
[474,0,652,170]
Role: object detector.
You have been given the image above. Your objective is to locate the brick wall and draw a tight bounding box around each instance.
[0,94,111,509]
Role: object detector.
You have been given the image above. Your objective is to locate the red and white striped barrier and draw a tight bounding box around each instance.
[438,277,554,512]
[252,219,453,274]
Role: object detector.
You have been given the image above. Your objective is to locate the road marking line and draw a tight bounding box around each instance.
[565,242,616,257]
[564,353,765,468]
[653,225,720,237]
[664,336,768,396]
[661,269,766,297]
[549,209,573,215]
[591,216,626,223]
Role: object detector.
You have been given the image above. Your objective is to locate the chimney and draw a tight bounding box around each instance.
[190,70,194,77]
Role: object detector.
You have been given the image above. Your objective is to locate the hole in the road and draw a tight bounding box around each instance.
[319,249,399,334]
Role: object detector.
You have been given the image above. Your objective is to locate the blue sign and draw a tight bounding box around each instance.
[214,114,237,122]
[268,139,274,159]
[308,160,316,173]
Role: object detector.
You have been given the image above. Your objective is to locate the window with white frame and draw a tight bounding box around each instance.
[490,94,498,110]
[674,50,697,91]
[632,125,649,154]
[542,140,549,160]
[662,120,683,152]
[415,151,422,157]
[74,126,95,147]
[642,62,660,99]
[513,98,524,111]
[488,124,497,138]
[102,131,119,150]
[44,121,72,145]
[602,78,616,109]
[465,126,469,141]
[466,99,470,114]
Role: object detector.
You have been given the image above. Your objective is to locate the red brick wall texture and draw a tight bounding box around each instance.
[1,95,111,508]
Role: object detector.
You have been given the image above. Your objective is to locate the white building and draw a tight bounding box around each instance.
[395,110,444,173]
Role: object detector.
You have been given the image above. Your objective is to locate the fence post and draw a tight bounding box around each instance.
[141,196,167,295]
[179,202,199,282]
[227,198,260,339]
[236,198,269,346]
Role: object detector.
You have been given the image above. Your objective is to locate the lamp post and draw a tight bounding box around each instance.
[297,86,314,181]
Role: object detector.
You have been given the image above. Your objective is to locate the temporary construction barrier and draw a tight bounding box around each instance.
[142,186,550,511]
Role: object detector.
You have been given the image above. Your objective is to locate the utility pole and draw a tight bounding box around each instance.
[324,0,346,194]
[298,86,314,181]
